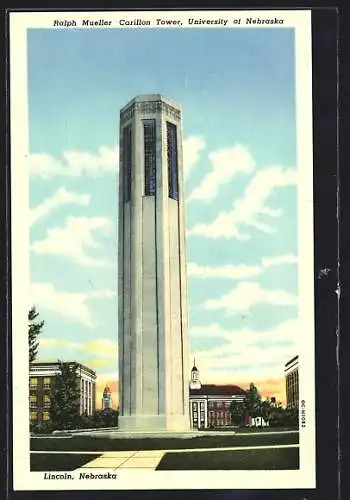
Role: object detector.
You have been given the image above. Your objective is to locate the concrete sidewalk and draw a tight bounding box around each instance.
[80,450,166,470]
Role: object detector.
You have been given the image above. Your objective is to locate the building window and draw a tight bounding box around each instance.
[123,125,132,202]
[144,119,156,196]
[43,411,50,421]
[43,395,50,408]
[30,378,38,389]
[43,377,51,389]
[167,122,179,200]
[30,411,37,420]
[29,394,37,408]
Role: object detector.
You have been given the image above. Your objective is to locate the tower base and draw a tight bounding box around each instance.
[118,414,190,432]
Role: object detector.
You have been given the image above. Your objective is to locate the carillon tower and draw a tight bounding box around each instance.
[118,95,190,431]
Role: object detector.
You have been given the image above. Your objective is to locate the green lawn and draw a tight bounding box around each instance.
[30,453,101,471]
[31,431,299,452]
[156,447,299,470]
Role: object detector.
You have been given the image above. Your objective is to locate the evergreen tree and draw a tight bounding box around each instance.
[28,306,45,363]
[50,361,81,430]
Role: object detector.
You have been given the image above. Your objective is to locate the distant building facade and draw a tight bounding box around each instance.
[285,355,299,409]
[29,362,97,422]
[102,385,113,410]
[189,363,246,429]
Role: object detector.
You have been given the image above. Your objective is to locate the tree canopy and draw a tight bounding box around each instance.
[228,382,298,428]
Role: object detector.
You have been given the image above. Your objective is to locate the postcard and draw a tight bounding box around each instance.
[9,9,315,491]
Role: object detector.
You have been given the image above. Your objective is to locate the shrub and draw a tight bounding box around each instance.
[30,421,53,434]
[95,408,119,428]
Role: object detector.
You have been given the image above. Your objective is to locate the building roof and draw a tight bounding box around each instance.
[285,355,298,368]
[190,384,246,396]
[30,361,96,377]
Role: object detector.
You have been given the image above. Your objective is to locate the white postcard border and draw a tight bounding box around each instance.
[10,9,315,491]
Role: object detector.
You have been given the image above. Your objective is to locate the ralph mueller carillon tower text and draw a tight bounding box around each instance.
[118,95,190,431]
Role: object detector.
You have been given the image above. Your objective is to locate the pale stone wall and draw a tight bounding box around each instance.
[118,95,190,431]
[142,196,158,415]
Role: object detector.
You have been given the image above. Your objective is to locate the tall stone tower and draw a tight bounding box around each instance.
[118,94,190,431]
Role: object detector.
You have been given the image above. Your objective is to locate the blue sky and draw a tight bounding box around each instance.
[28,27,298,402]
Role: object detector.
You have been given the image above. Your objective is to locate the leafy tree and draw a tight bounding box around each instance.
[75,409,119,429]
[28,306,45,363]
[50,361,81,430]
[260,398,274,423]
[99,408,119,427]
[268,402,299,428]
[229,401,245,426]
[269,407,285,427]
[244,382,262,418]
[284,407,299,426]
[92,409,105,427]
[78,411,94,429]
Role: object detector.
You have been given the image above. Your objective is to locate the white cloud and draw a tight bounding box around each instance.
[31,216,114,267]
[183,136,206,180]
[189,318,299,383]
[89,289,116,299]
[187,262,262,280]
[40,337,118,359]
[190,323,228,339]
[28,138,203,181]
[30,187,90,226]
[204,281,297,313]
[187,254,298,281]
[28,146,118,178]
[31,283,115,327]
[187,144,255,203]
[190,318,297,345]
[262,253,298,267]
[188,166,297,239]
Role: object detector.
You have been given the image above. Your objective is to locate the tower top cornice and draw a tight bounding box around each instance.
[120,95,182,123]
[121,94,181,113]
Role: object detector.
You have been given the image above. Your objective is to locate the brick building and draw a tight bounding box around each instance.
[189,362,246,429]
[29,362,97,423]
